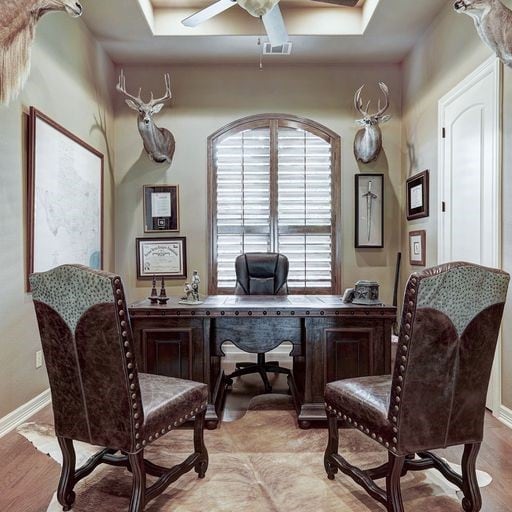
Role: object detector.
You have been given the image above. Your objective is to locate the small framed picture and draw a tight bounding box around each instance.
[143,185,179,232]
[136,237,187,280]
[355,174,384,248]
[406,170,429,220]
[409,230,426,266]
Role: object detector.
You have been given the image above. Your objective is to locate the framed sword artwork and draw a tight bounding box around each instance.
[355,174,384,248]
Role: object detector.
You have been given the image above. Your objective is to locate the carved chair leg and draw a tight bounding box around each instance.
[57,437,76,511]
[194,410,209,478]
[461,443,482,512]
[128,451,146,512]
[324,412,339,480]
[386,452,405,512]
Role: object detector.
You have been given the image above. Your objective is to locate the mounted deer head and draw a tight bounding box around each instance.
[117,70,176,165]
[0,0,83,105]
[454,0,512,67]
[353,82,391,164]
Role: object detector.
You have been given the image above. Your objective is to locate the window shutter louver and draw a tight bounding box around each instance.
[277,127,333,292]
[210,116,340,294]
[215,128,271,289]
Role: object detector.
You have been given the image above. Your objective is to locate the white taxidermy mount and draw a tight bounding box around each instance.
[117,70,176,165]
[454,0,512,67]
[0,0,82,105]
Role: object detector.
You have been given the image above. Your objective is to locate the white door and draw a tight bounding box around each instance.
[438,57,502,412]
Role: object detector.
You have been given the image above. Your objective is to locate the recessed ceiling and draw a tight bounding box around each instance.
[80,0,448,65]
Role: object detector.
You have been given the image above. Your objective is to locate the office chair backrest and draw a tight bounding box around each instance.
[30,264,143,452]
[234,253,289,295]
[391,262,509,454]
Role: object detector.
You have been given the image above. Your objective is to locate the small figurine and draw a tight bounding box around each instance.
[179,271,203,305]
[157,276,170,305]
[148,275,158,304]
[183,282,194,302]
[191,271,200,302]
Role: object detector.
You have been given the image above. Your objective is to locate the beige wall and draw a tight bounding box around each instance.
[114,64,403,305]
[401,3,512,408]
[0,15,115,417]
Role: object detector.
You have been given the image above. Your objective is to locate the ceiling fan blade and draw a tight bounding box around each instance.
[182,0,237,27]
[261,4,288,47]
[309,0,359,6]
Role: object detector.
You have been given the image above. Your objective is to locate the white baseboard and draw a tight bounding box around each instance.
[498,405,512,430]
[222,342,293,362]
[0,389,51,438]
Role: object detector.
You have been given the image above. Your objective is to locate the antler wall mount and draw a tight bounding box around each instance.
[353,82,391,164]
[117,70,176,165]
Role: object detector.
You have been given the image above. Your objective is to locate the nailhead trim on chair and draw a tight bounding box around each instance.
[137,401,209,450]
[113,275,210,452]
[323,275,422,455]
[325,404,398,452]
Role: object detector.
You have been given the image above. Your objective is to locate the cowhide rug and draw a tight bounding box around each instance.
[17,394,491,512]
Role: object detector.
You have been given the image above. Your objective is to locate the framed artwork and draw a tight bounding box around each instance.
[355,173,384,248]
[409,230,426,266]
[143,185,179,232]
[27,107,103,287]
[406,170,429,220]
[136,237,187,280]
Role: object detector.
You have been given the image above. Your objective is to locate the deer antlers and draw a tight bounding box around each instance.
[116,70,172,106]
[354,82,390,118]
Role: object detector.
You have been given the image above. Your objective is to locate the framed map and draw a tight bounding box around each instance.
[27,108,103,288]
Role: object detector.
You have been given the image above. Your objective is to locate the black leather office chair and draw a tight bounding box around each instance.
[226,252,291,393]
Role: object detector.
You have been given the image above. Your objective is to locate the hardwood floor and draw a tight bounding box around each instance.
[1,370,512,512]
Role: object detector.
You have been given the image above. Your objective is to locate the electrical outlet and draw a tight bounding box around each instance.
[35,350,43,369]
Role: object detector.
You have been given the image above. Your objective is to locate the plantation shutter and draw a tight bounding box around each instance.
[214,127,271,289]
[209,116,340,294]
[277,126,333,292]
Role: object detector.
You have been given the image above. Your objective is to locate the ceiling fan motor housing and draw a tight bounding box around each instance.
[237,0,280,17]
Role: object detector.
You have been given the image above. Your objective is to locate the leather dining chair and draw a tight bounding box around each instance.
[323,262,509,512]
[225,252,291,393]
[30,265,209,512]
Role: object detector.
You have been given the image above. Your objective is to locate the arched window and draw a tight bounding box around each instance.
[208,114,341,294]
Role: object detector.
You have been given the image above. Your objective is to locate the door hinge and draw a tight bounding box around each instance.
[442,201,446,212]
[442,127,446,139]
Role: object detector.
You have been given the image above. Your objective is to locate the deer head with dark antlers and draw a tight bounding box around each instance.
[117,70,176,164]
[353,82,391,164]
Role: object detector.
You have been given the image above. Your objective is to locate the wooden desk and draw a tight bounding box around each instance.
[129,296,396,429]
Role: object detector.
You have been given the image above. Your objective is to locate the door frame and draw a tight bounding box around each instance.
[437,55,503,414]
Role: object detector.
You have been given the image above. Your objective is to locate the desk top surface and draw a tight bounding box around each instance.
[130,295,396,318]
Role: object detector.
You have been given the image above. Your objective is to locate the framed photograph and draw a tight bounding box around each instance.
[409,230,426,266]
[143,185,179,232]
[406,170,429,220]
[27,107,103,287]
[355,173,384,248]
[136,237,187,280]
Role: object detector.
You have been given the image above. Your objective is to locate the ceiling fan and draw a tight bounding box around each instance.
[182,0,359,48]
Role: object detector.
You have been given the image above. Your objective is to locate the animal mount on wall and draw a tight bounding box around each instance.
[0,0,82,105]
[454,0,512,67]
[353,82,391,164]
[117,70,176,165]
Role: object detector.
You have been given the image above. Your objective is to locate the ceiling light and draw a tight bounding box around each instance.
[237,0,280,17]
